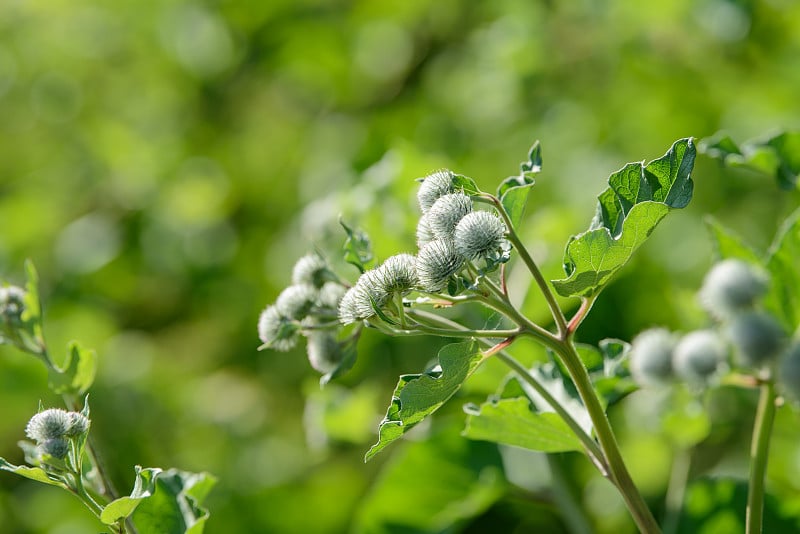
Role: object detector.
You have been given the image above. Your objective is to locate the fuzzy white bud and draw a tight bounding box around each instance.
[779,342,800,400]
[698,259,769,319]
[275,284,318,320]
[417,170,455,213]
[306,332,344,374]
[629,328,676,386]
[416,239,464,292]
[291,254,332,288]
[416,213,436,249]
[317,282,346,310]
[426,193,473,241]
[454,211,507,260]
[25,409,74,443]
[673,330,727,382]
[258,305,300,351]
[725,311,786,368]
[376,254,418,294]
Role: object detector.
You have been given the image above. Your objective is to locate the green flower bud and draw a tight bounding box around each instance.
[258,305,300,351]
[698,259,769,319]
[629,328,676,386]
[317,282,347,310]
[417,170,455,213]
[40,438,70,459]
[275,284,318,320]
[725,311,786,368]
[779,342,800,400]
[416,239,464,292]
[673,330,727,382]
[416,213,436,248]
[291,254,333,288]
[306,332,344,374]
[376,254,418,294]
[454,211,507,260]
[426,193,473,241]
[25,409,72,442]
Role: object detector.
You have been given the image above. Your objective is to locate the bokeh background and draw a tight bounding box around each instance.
[0,0,799,532]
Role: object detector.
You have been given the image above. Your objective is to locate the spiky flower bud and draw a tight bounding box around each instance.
[629,328,676,386]
[416,239,464,292]
[779,342,800,400]
[40,438,70,459]
[0,286,26,324]
[698,259,769,319]
[454,211,507,260]
[291,254,333,288]
[417,170,455,213]
[427,193,473,241]
[65,412,90,438]
[275,284,318,320]
[258,305,300,351]
[377,254,418,294]
[317,282,347,310]
[725,311,786,368]
[306,332,344,374]
[25,409,73,442]
[416,213,436,248]
[673,330,727,382]
[337,270,389,325]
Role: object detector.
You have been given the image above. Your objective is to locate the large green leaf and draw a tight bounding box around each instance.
[48,341,97,395]
[463,397,583,453]
[365,341,488,461]
[101,466,162,525]
[0,458,68,489]
[701,130,800,190]
[552,138,696,298]
[131,469,216,534]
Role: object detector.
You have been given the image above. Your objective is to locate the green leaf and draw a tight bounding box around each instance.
[101,466,162,525]
[700,130,800,190]
[48,341,97,395]
[552,138,696,298]
[497,140,541,229]
[365,341,487,461]
[705,218,762,264]
[765,207,800,329]
[0,458,68,489]
[463,397,583,453]
[451,173,481,196]
[339,218,373,274]
[131,469,216,534]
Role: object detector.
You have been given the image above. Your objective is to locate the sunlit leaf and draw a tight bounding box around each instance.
[497,140,541,229]
[48,341,97,395]
[0,458,68,488]
[101,466,162,525]
[131,469,216,534]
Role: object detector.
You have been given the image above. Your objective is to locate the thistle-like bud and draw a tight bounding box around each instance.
[417,170,455,213]
[779,342,800,400]
[698,259,769,319]
[377,254,418,294]
[65,412,90,438]
[427,192,473,241]
[629,328,676,386]
[275,284,318,320]
[0,286,26,325]
[673,330,727,382]
[40,438,70,459]
[416,213,436,249]
[724,311,786,368]
[454,211,507,260]
[337,270,388,325]
[25,409,73,443]
[317,282,347,310]
[291,254,333,288]
[416,239,464,292]
[306,332,344,374]
[258,305,300,351]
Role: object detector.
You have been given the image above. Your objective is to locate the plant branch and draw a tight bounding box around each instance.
[746,380,777,534]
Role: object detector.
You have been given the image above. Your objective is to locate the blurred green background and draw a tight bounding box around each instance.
[0,0,799,532]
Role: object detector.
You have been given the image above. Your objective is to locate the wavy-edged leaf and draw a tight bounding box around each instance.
[701,130,800,190]
[131,469,216,534]
[553,138,696,298]
[101,466,162,525]
[497,140,541,229]
[365,341,488,461]
[48,341,97,395]
[0,458,68,488]
[463,397,583,453]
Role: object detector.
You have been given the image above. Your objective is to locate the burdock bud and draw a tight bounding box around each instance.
[725,311,786,368]
[337,270,388,325]
[258,305,300,351]
[275,284,318,320]
[629,328,677,386]
[0,286,26,325]
[317,282,347,310]
[454,211,507,260]
[306,332,344,374]
[417,170,455,213]
[779,342,800,400]
[291,254,332,288]
[25,409,73,442]
[698,259,769,319]
[673,330,727,382]
[427,193,473,241]
[40,438,70,459]
[416,213,436,248]
[65,412,90,438]
[416,239,464,292]
[377,254,418,294]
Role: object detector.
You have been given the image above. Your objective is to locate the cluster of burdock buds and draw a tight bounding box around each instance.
[339,170,508,325]
[24,408,90,466]
[629,259,800,397]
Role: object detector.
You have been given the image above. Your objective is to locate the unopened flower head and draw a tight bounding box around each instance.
[317,282,347,310]
[629,328,676,386]
[306,332,344,374]
[416,213,436,248]
[698,259,769,319]
[673,330,727,382]
[427,192,473,241]
[377,254,418,294]
[337,270,389,325]
[724,311,786,368]
[40,438,70,459]
[454,211,507,260]
[417,170,455,213]
[25,409,73,443]
[0,286,26,324]
[292,254,333,288]
[258,305,300,351]
[416,239,464,292]
[275,284,318,320]
[65,412,90,437]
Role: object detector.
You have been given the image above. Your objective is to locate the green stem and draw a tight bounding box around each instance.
[746,380,777,534]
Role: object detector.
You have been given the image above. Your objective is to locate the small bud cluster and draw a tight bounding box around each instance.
[630,259,795,391]
[24,408,90,461]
